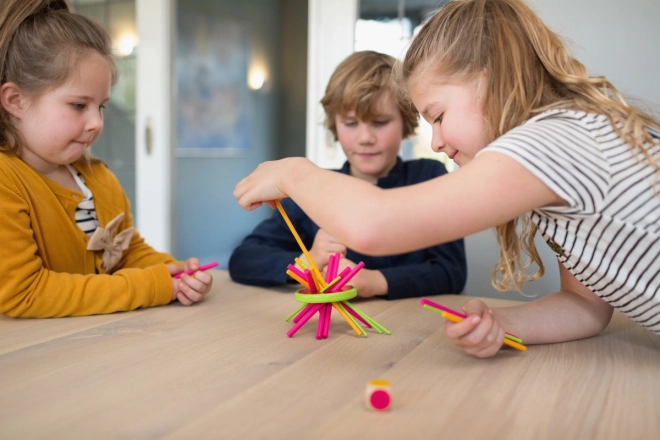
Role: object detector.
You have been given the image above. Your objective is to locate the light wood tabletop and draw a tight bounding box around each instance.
[1,270,659,439]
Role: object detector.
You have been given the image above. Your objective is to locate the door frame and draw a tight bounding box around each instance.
[135,0,174,253]
[305,0,357,169]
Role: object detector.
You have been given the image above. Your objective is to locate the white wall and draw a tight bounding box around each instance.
[530,0,660,114]
[467,0,660,300]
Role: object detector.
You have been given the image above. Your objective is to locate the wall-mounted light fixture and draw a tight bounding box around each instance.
[248,68,266,90]
[115,32,138,57]
[247,59,269,91]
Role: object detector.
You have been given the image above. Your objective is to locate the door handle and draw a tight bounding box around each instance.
[145,117,153,156]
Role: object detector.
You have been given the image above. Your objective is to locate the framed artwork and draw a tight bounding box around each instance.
[175,7,250,156]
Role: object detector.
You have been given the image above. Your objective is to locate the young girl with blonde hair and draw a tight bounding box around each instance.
[0,0,212,317]
[235,0,660,357]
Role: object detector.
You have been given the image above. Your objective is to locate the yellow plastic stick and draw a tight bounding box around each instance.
[332,302,363,336]
[440,311,527,352]
[286,270,309,288]
[337,302,367,337]
[320,276,341,293]
[295,257,325,290]
[276,200,326,287]
[285,304,306,322]
[310,269,323,291]
[311,266,326,289]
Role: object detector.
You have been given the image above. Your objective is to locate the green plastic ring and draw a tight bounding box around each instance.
[294,286,357,303]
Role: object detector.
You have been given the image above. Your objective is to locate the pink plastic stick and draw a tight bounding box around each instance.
[325,254,336,283]
[304,269,318,293]
[287,303,324,338]
[329,261,365,292]
[293,303,314,324]
[420,298,520,339]
[326,267,352,293]
[420,298,467,318]
[334,266,352,284]
[329,252,340,280]
[316,304,326,339]
[323,304,332,338]
[342,302,371,328]
[172,261,218,279]
[287,264,306,280]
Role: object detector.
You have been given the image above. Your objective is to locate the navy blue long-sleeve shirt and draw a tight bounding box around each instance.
[228,158,467,300]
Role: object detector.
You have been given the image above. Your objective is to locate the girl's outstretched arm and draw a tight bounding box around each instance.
[234,152,564,255]
[445,262,614,357]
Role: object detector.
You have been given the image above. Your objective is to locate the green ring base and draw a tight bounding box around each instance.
[294,286,357,303]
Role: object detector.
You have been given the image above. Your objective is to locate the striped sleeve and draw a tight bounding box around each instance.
[480,113,610,214]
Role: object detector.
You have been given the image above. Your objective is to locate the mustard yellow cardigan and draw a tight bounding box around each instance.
[0,153,178,317]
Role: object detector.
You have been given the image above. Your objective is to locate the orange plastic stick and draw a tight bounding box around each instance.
[286,270,309,288]
[332,302,363,336]
[276,200,326,287]
[440,311,526,352]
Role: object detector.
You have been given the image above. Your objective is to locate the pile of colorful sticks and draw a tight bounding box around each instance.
[276,200,390,339]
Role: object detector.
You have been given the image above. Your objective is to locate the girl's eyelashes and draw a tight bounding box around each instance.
[71,103,107,113]
[342,120,357,127]
[433,113,444,124]
[372,119,390,126]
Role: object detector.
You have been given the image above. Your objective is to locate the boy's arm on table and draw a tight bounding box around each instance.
[229,238,303,287]
[0,188,171,318]
[228,199,312,287]
[379,239,467,300]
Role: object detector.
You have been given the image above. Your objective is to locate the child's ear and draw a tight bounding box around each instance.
[476,68,489,100]
[0,82,26,119]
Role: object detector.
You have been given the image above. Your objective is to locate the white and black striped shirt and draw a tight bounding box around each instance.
[66,164,100,236]
[482,109,660,335]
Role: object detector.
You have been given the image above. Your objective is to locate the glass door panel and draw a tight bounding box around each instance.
[356,0,455,170]
[73,0,138,216]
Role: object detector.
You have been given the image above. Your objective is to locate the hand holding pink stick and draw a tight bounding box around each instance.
[172,261,218,279]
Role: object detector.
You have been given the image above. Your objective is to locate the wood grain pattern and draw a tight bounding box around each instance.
[1,271,658,439]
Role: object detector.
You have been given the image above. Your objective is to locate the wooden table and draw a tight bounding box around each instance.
[1,270,659,439]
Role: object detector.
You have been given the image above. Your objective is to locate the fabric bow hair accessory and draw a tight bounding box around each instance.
[86,213,135,272]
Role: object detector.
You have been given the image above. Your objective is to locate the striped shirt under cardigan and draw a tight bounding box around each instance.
[66,164,100,236]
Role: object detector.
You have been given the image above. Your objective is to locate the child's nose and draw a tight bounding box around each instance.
[431,127,445,152]
[86,110,103,133]
[357,124,375,144]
